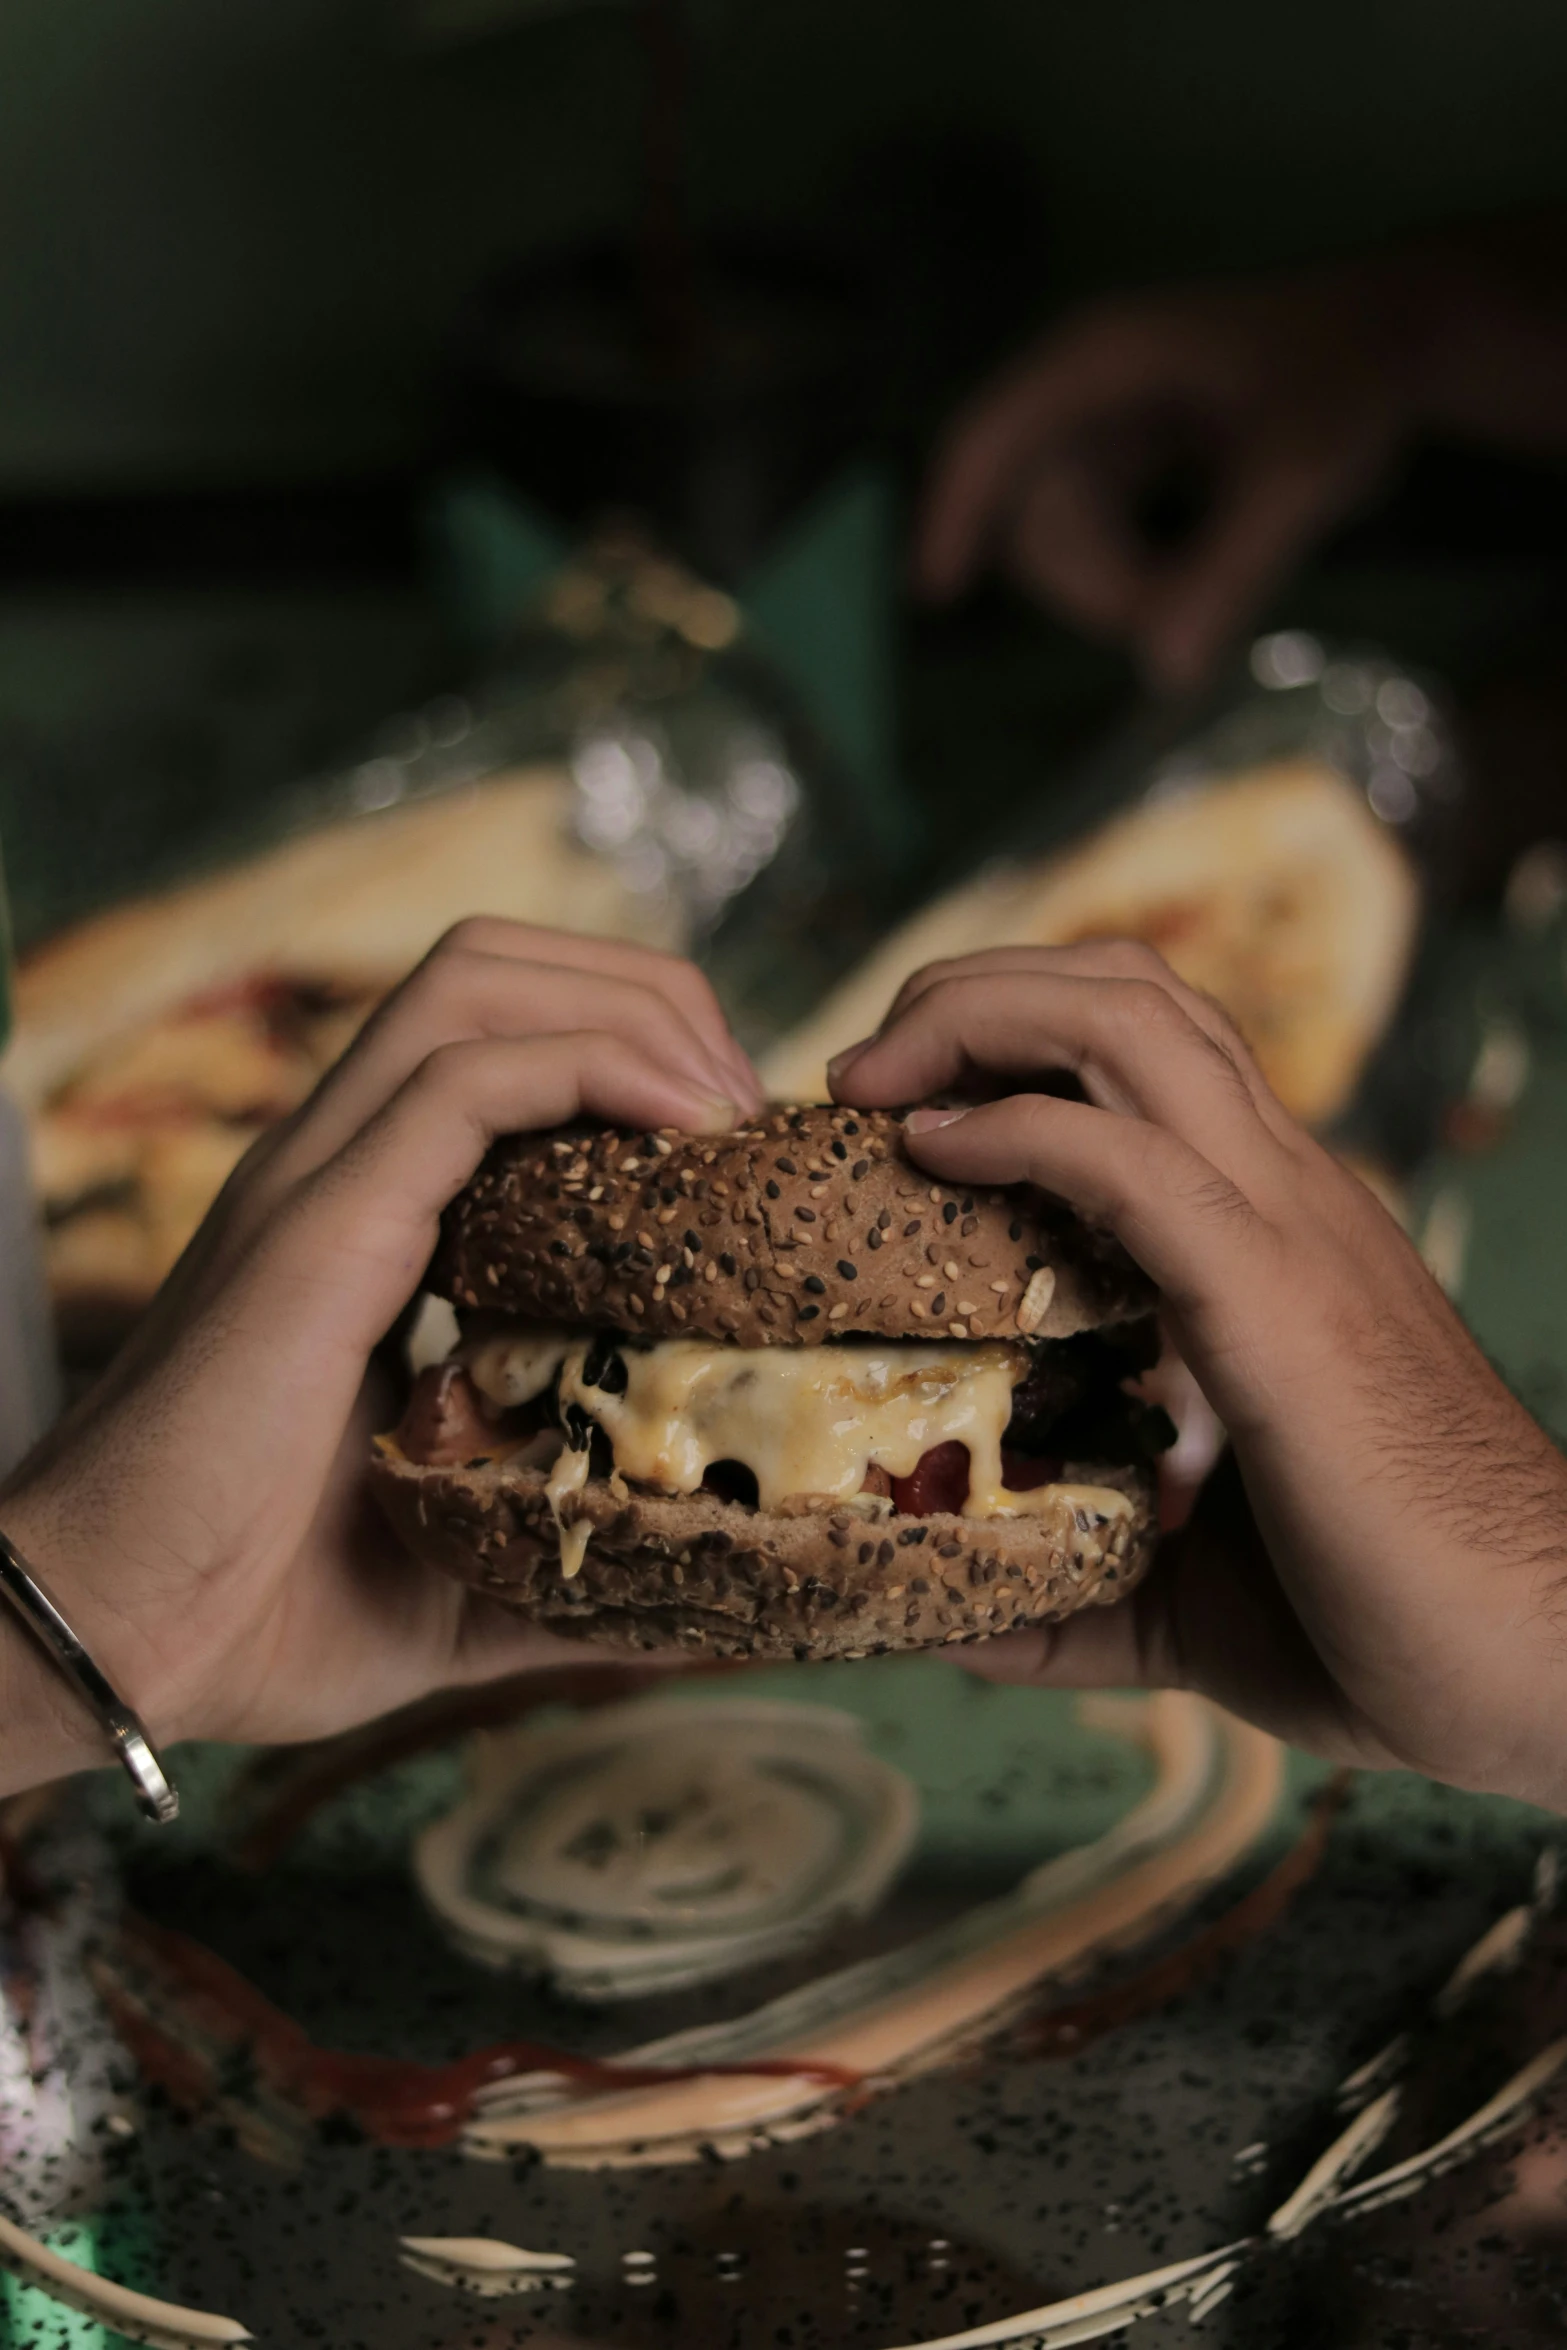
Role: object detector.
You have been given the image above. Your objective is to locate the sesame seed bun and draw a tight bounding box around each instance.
[430,1104,1152,1346]
[369,1442,1156,1661]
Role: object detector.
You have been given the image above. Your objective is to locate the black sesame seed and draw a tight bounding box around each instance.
[632,1247,655,1267]
[1026,1253,1044,1271]
[1008,1218,1024,1242]
[743,1269,762,1290]
[837,1259,857,1280]
[942,1201,958,1224]
[830,1139,848,1160]
[803,1274,826,1295]
[765,1179,781,1199]
[719,1252,737,1276]
[549,1239,570,1256]
[867,1229,883,1250]
[903,1219,921,1237]
[930,1293,946,1317]
[776,1156,798,1175]
[843,1119,860,1134]
[795,1206,817,1223]
[962,1196,975,1213]
[684,1228,700,1250]
[660,1186,678,1205]
[852,1159,870,1180]
[798,1303,820,1321]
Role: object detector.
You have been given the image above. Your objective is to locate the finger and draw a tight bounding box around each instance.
[835,971,1280,1180]
[262,951,744,1193]
[873,943,1256,1083]
[1137,439,1358,695]
[1003,457,1159,640]
[853,943,1303,1154]
[425,919,762,1113]
[956,1602,1164,1692]
[914,310,1230,600]
[896,1089,1280,1328]
[248,1032,740,1367]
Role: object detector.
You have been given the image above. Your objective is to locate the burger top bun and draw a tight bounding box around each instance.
[431,1104,1153,1349]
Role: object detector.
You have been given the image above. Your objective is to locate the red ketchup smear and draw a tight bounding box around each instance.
[106,1913,859,2150]
[889,1442,1064,1516]
[890,1440,970,1516]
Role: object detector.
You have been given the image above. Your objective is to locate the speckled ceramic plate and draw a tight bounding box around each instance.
[4,1649,1564,2350]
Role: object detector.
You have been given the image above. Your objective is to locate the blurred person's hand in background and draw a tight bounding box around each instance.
[916,219,1567,695]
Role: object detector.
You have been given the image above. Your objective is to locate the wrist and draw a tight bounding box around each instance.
[0,1502,182,1800]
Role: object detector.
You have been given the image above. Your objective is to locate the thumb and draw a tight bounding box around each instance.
[1138,440,1354,694]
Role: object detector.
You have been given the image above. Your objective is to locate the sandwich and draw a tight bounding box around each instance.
[370,1104,1170,1660]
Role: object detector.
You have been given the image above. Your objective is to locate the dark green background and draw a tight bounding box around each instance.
[3,0,1567,495]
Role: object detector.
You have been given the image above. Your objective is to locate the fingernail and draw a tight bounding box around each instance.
[826,1037,875,1085]
[904,1105,969,1135]
[682,1094,738,1133]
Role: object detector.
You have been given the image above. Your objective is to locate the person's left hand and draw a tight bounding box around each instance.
[0,921,759,1795]
[829,941,1567,1809]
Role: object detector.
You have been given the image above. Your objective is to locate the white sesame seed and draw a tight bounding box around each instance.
[943,1259,959,1279]
[916,1274,936,1288]
[1016,1264,1057,1334]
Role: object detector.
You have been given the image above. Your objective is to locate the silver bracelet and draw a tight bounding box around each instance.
[0,1530,178,1823]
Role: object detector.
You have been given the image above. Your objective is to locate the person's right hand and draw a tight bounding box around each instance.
[830,942,1567,1813]
[915,267,1407,695]
[0,921,759,1800]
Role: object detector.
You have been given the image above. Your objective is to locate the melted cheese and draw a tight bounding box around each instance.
[544,1440,591,1578]
[461,1321,576,1409]
[541,1336,1134,1526]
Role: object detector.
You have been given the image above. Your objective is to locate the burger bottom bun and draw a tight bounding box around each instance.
[370,1445,1157,1661]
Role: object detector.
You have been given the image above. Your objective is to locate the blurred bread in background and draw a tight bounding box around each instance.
[6,768,682,1357]
[762,759,1420,1127]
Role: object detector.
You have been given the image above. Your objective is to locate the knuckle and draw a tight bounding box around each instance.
[429,915,499,961]
[1095,938,1173,982]
[412,1035,489,1103]
[1118,977,1185,1036]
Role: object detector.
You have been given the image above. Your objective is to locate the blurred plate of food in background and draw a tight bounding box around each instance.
[6,765,684,1362]
[763,637,1455,1130]
[5,531,864,1364]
